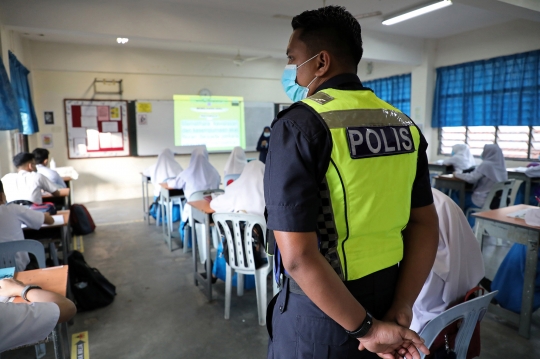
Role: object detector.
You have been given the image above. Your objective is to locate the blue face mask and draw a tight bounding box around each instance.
[281,53,319,102]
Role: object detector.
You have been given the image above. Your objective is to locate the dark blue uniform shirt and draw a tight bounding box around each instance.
[264,73,433,232]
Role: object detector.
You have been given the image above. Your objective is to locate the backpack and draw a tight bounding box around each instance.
[70,204,96,235]
[67,250,116,311]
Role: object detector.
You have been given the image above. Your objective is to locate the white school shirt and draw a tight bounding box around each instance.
[0,302,59,353]
[36,164,67,189]
[0,204,44,271]
[1,171,58,204]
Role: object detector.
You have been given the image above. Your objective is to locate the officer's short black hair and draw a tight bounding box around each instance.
[13,152,35,168]
[33,148,50,165]
[292,6,363,68]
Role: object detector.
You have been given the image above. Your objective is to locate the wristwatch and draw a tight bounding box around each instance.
[21,285,42,302]
[345,311,373,338]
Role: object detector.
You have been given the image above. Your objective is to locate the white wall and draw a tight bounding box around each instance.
[27,41,289,202]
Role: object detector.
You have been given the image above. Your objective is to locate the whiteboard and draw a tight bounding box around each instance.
[135,100,275,156]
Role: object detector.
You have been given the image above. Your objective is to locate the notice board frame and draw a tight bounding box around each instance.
[64,99,130,159]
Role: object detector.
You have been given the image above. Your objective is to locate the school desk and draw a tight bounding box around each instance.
[507,168,540,205]
[188,199,215,301]
[473,204,539,338]
[428,163,454,175]
[159,183,185,251]
[61,177,73,207]
[42,188,70,210]
[434,174,469,210]
[23,210,71,265]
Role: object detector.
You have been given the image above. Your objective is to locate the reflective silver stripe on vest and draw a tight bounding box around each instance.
[319,109,413,129]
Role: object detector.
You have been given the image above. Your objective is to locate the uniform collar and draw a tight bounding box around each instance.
[314,73,363,93]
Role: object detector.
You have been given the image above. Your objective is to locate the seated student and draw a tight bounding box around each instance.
[0,181,54,271]
[454,144,507,210]
[32,148,66,189]
[167,146,220,221]
[442,143,476,172]
[143,149,183,197]
[491,243,540,314]
[256,127,271,164]
[1,152,60,204]
[223,146,247,178]
[0,277,77,353]
[410,188,485,332]
[211,160,265,216]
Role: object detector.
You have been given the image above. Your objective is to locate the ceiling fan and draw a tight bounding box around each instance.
[208,50,271,66]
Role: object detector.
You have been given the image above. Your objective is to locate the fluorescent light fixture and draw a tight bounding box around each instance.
[382,0,452,26]
[116,37,129,44]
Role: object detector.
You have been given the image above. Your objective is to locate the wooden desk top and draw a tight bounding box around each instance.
[472,204,540,230]
[62,176,72,182]
[188,199,215,214]
[42,188,70,198]
[434,174,466,182]
[13,266,69,303]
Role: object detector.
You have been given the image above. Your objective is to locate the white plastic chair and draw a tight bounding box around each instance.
[213,212,276,326]
[419,290,497,359]
[223,174,241,187]
[186,189,224,256]
[465,179,515,218]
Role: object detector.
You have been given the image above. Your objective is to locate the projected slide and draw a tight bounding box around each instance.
[173,95,245,151]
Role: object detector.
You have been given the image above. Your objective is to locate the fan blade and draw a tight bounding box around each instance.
[243,56,272,62]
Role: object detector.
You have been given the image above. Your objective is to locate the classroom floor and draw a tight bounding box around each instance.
[4,198,540,358]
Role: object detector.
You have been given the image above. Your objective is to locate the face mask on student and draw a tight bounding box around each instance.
[281,53,319,102]
[263,133,270,138]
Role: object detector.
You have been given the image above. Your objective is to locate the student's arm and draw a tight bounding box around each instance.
[454,170,483,184]
[0,278,76,323]
[43,213,54,225]
[39,174,60,196]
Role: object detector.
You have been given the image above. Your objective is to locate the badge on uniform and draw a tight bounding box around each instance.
[346,126,415,159]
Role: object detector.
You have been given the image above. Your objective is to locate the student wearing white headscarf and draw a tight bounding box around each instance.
[143,149,183,197]
[211,160,265,216]
[442,144,476,172]
[223,146,247,177]
[454,144,507,208]
[167,146,220,221]
[411,188,485,332]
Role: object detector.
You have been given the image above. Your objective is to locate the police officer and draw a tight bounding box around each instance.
[264,6,439,359]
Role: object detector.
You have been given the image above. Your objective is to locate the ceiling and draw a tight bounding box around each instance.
[0,0,539,61]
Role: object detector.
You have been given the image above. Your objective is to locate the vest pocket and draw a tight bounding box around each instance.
[295,315,349,359]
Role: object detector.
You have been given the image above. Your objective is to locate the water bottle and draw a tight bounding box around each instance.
[50,158,56,169]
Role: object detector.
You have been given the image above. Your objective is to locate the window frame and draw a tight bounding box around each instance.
[438,126,538,161]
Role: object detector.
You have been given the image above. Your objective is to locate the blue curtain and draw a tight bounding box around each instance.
[432,49,540,127]
[9,51,39,134]
[364,73,411,116]
[0,56,21,130]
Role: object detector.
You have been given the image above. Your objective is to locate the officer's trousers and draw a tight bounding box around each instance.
[267,265,398,359]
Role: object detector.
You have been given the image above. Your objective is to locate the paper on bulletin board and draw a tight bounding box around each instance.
[81,106,97,117]
[97,106,109,121]
[81,116,98,128]
[101,121,118,132]
[137,102,152,113]
[41,134,54,148]
[99,132,112,148]
[86,129,100,150]
[73,138,87,155]
[110,107,120,120]
[111,132,123,148]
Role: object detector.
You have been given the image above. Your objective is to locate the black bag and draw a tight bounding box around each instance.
[70,204,96,235]
[67,250,116,311]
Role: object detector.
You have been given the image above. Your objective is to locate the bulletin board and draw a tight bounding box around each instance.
[64,99,130,159]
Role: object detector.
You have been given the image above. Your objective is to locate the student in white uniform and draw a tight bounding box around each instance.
[143,149,183,197]
[411,188,484,332]
[0,181,54,271]
[1,153,60,204]
[442,144,476,172]
[32,148,66,189]
[223,146,247,178]
[211,160,265,216]
[454,144,507,209]
[0,277,76,353]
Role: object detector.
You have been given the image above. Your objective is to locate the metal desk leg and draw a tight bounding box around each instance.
[141,176,147,222]
[519,235,539,338]
[146,179,150,224]
[524,178,531,205]
[204,213,212,301]
[191,208,198,286]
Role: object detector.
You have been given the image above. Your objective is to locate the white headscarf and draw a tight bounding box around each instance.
[223,147,247,177]
[144,149,183,196]
[476,144,507,183]
[443,144,476,171]
[411,189,485,333]
[167,146,220,200]
[210,160,265,217]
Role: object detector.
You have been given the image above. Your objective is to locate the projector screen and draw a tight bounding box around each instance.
[173,95,245,152]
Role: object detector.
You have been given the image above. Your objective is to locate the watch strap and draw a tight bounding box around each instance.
[345,311,373,339]
[21,285,42,302]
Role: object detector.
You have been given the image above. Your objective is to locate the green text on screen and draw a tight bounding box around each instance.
[173,95,245,152]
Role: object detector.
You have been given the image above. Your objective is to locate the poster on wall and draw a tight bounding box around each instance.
[64,99,130,159]
[44,111,54,125]
[41,133,54,148]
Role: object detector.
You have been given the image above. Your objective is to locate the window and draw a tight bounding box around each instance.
[363,74,411,116]
[439,126,539,160]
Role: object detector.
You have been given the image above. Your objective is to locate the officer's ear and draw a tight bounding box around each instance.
[314,51,331,78]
